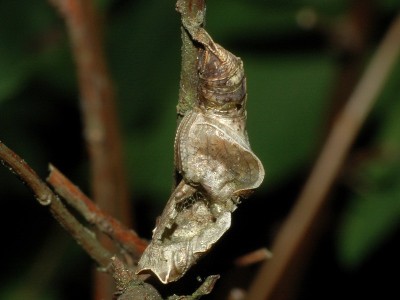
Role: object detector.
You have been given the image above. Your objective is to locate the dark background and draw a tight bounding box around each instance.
[0,0,399,299]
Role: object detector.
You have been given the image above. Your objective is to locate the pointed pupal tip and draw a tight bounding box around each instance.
[136,249,182,284]
[136,265,177,285]
[136,235,184,283]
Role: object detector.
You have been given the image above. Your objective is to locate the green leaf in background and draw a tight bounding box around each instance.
[107,0,337,203]
[0,1,58,103]
[337,161,400,268]
[1,1,400,297]
[379,0,400,12]
[0,285,57,300]
[107,0,180,203]
[120,48,337,201]
[205,0,348,41]
[337,62,400,268]
[0,57,28,103]
[245,53,334,187]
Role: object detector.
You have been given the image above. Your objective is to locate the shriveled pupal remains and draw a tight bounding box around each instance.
[137,29,264,284]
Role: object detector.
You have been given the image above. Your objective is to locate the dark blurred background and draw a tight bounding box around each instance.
[0,0,399,299]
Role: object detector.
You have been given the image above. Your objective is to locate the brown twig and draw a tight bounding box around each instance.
[190,275,220,299]
[257,3,375,298]
[48,0,131,224]
[0,141,162,298]
[48,0,131,225]
[0,141,113,270]
[234,248,273,267]
[228,289,246,300]
[47,164,148,259]
[246,14,400,300]
[48,0,132,297]
[325,0,375,130]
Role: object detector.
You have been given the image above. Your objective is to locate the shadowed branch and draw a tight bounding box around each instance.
[0,141,113,270]
[47,165,148,260]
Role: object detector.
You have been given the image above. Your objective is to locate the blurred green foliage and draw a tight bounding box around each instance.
[0,0,399,299]
[337,59,400,267]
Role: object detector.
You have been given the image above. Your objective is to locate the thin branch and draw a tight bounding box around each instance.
[190,275,220,299]
[48,1,132,297]
[47,164,148,259]
[0,141,113,270]
[0,141,177,299]
[246,14,400,300]
[234,248,273,267]
[174,0,206,188]
[176,0,206,118]
[324,0,375,131]
[49,0,132,226]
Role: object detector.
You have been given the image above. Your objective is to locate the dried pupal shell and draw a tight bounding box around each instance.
[137,182,231,283]
[137,30,264,284]
[176,109,264,206]
[181,32,264,203]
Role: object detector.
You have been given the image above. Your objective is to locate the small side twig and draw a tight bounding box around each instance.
[0,141,174,298]
[0,141,113,270]
[246,14,400,300]
[234,248,273,267]
[168,275,220,300]
[190,275,220,299]
[47,164,148,259]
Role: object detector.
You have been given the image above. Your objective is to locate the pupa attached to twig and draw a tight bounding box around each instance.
[137,27,265,283]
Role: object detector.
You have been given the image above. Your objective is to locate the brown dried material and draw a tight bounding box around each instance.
[198,41,247,115]
[137,181,231,283]
[137,27,264,284]
[176,109,263,205]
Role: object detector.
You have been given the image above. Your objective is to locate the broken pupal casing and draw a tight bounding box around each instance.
[175,109,264,205]
[137,32,264,284]
[137,182,232,283]
[178,36,264,204]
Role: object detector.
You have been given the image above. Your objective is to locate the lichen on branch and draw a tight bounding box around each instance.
[176,0,206,117]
